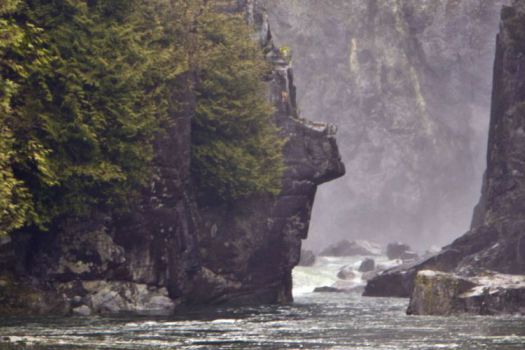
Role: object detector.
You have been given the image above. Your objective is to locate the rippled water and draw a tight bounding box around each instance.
[1,257,524,349]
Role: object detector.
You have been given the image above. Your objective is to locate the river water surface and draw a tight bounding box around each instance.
[1,257,524,349]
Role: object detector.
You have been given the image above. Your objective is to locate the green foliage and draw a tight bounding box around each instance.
[0,0,284,235]
[0,0,41,234]
[0,0,188,235]
[192,8,284,202]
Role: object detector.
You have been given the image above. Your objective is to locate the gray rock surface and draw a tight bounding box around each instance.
[407,270,525,315]
[337,266,357,280]
[358,258,375,273]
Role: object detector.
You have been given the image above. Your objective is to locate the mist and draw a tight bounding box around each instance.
[264,0,511,252]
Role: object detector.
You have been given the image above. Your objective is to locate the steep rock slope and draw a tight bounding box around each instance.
[365,0,525,300]
[0,0,344,315]
[263,0,509,248]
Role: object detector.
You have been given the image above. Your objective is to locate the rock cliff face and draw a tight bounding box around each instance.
[365,1,525,307]
[263,0,510,249]
[0,0,344,315]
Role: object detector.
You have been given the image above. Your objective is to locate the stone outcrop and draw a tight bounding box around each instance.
[407,270,525,315]
[365,1,525,314]
[0,0,344,315]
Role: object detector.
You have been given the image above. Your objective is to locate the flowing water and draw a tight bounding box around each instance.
[1,257,524,349]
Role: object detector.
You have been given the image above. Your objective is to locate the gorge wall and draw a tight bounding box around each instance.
[263,0,510,249]
[365,0,525,300]
[0,0,344,315]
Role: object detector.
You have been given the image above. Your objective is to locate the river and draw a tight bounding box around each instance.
[1,256,524,349]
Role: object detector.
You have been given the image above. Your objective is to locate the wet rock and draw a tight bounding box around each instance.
[72,305,92,316]
[358,258,375,272]
[320,240,380,257]
[386,242,411,260]
[361,270,378,281]
[298,250,316,266]
[407,270,525,316]
[362,259,422,298]
[337,266,357,280]
[83,281,175,316]
[313,286,344,293]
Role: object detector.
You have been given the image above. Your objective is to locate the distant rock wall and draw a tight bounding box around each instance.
[263,0,510,248]
[365,1,525,305]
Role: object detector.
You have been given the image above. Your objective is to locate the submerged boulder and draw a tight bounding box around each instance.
[358,258,375,272]
[386,242,411,260]
[407,270,525,316]
[337,266,357,280]
[320,240,380,257]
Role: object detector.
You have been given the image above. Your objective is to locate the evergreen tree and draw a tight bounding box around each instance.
[0,0,284,236]
[191,6,284,203]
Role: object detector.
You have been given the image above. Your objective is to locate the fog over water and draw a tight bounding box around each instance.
[264,0,512,252]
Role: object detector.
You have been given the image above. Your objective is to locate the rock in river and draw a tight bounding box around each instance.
[407,270,525,316]
[320,240,380,257]
[358,258,375,272]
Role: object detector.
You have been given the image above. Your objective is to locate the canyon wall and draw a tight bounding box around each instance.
[263,0,510,249]
[365,0,525,301]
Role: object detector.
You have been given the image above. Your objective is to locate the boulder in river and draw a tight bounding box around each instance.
[320,240,380,257]
[337,266,357,280]
[386,242,411,260]
[358,258,375,272]
[298,250,316,267]
[313,286,345,293]
[400,251,419,262]
[407,270,525,316]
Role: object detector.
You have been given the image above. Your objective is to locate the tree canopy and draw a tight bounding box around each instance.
[0,0,284,236]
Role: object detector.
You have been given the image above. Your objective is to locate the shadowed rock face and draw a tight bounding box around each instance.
[365,1,525,303]
[0,0,344,315]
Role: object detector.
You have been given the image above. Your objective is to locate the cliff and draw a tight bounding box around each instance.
[0,0,344,315]
[263,0,509,249]
[365,1,525,314]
